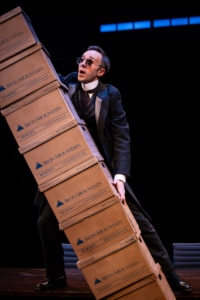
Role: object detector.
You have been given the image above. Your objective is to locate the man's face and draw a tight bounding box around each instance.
[77,50,105,83]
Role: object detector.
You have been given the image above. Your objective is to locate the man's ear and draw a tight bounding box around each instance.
[97,68,106,77]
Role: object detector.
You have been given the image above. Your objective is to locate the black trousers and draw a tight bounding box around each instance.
[126,195,174,274]
[37,200,67,279]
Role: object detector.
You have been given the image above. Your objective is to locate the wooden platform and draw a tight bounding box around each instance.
[0,268,199,299]
[0,268,94,299]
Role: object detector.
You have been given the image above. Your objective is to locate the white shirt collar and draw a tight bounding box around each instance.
[81,80,98,92]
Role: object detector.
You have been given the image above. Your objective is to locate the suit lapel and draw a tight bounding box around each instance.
[95,87,109,139]
[68,85,76,98]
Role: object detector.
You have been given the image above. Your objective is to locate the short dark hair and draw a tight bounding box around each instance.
[87,45,110,73]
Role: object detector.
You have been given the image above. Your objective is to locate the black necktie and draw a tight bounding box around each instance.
[80,90,91,108]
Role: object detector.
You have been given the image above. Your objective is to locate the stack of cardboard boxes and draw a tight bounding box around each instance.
[0,7,175,299]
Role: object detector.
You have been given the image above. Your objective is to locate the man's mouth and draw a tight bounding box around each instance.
[79,69,85,74]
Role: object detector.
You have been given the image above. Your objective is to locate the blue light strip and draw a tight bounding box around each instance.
[134,20,151,30]
[171,17,188,26]
[117,22,133,31]
[100,16,200,32]
[189,16,200,24]
[153,19,170,28]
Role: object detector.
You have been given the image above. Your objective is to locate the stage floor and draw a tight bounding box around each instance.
[0,268,199,299]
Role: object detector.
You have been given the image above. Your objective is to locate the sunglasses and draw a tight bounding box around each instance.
[76,57,94,66]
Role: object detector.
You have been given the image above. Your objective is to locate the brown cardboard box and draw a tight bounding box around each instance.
[77,235,158,299]
[0,6,39,62]
[0,42,60,108]
[105,264,175,300]
[22,124,103,185]
[1,81,85,149]
[60,198,140,260]
[43,161,120,221]
[38,157,100,192]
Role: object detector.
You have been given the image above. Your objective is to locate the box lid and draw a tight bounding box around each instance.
[0,6,31,24]
[0,42,50,70]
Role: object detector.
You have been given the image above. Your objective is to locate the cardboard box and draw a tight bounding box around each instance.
[60,198,140,260]
[0,42,60,108]
[1,81,85,149]
[77,235,157,299]
[0,6,39,62]
[38,157,100,192]
[22,124,103,185]
[43,161,120,221]
[105,264,175,300]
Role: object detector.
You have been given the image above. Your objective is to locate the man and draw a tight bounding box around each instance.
[35,45,192,294]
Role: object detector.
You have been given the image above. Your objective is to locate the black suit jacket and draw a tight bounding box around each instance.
[62,72,131,178]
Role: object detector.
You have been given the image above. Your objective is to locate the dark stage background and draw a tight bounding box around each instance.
[0,2,199,268]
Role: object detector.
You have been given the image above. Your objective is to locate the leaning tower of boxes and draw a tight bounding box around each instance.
[0,7,175,300]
